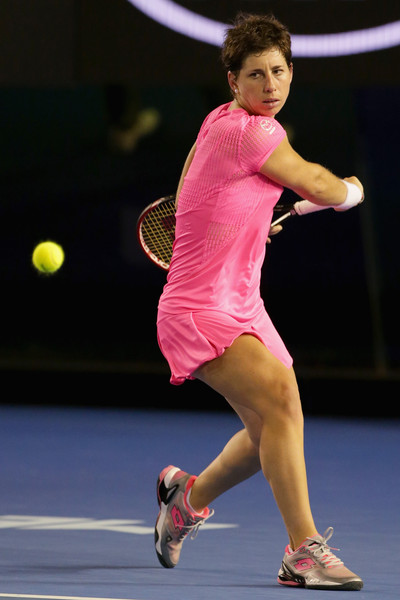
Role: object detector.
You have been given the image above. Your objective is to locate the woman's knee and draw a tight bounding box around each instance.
[264,377,303,426]
[244,420,263,448]
[226,400,263,448]
[226,371,303,432]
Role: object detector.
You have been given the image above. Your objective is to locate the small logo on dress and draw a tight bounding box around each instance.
[260,119,276,135]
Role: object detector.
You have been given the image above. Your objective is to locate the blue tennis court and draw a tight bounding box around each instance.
[0,404,398,600]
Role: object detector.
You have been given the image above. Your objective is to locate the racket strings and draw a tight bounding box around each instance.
[140,201,176,265]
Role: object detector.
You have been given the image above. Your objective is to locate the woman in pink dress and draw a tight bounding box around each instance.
[155,13,364,591]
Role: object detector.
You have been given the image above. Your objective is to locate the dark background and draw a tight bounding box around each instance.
[0,1,399,416]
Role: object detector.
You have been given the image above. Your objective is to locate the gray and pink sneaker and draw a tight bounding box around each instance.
[155,465,214,568]
[277,527,363,590]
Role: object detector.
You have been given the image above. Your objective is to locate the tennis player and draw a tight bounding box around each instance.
[155,13,364,591]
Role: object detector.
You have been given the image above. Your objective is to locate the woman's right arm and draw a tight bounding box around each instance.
[260,136,363,208]
[175,142,197,209]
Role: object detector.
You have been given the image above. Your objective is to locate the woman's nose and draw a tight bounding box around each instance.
[264,73,276,92]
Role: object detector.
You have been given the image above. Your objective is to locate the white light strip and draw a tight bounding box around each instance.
[127,0,225,46]
[292,20,400,56]
[127,0,400,57]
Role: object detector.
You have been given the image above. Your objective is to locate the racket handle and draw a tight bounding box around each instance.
[292,200,333,216]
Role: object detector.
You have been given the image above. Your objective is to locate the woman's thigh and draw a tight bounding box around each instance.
[193,334,300,419]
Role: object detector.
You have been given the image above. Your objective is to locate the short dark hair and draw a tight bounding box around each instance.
[221,13,292,75]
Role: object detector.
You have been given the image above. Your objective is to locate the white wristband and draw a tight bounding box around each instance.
[335,180,363,212]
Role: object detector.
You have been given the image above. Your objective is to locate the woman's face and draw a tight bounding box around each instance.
[228,48,293,118]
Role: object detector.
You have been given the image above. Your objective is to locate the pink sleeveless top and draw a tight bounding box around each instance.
[157,103,293,384]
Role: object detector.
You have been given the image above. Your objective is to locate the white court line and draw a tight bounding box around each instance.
[0,594,141,600]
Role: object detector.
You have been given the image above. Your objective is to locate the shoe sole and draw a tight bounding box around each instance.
[278,571,363,591]
[154,516,173,568]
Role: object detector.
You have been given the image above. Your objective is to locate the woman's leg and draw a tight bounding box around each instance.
[190,334,317,550]
[189,425,261,511]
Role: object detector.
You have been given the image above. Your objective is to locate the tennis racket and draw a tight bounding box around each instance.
[136,195,332,270]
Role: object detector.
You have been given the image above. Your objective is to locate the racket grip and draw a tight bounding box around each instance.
[292,200,332,216]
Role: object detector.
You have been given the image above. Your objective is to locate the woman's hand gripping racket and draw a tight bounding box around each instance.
[137,195,332,271]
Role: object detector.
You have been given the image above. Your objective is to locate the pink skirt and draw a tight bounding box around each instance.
[157,308,293,385]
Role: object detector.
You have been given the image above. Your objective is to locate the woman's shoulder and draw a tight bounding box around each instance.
[204,102,232,123]
[198,103,285,143]
[220,107,283,135]
[197,102,232,140]
[246,114,283,134]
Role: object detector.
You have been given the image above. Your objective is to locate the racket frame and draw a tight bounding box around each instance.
[136,195,176,270]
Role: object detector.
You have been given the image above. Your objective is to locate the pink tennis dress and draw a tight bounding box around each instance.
[157,102,293,384]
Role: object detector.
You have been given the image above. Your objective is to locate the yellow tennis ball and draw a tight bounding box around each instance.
[32,241,64,274]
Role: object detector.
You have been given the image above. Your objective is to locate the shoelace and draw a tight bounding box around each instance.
[179,508,215,541]
[306,527,343,567]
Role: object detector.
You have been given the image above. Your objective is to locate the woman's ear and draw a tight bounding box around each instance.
[227,71,237,94]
